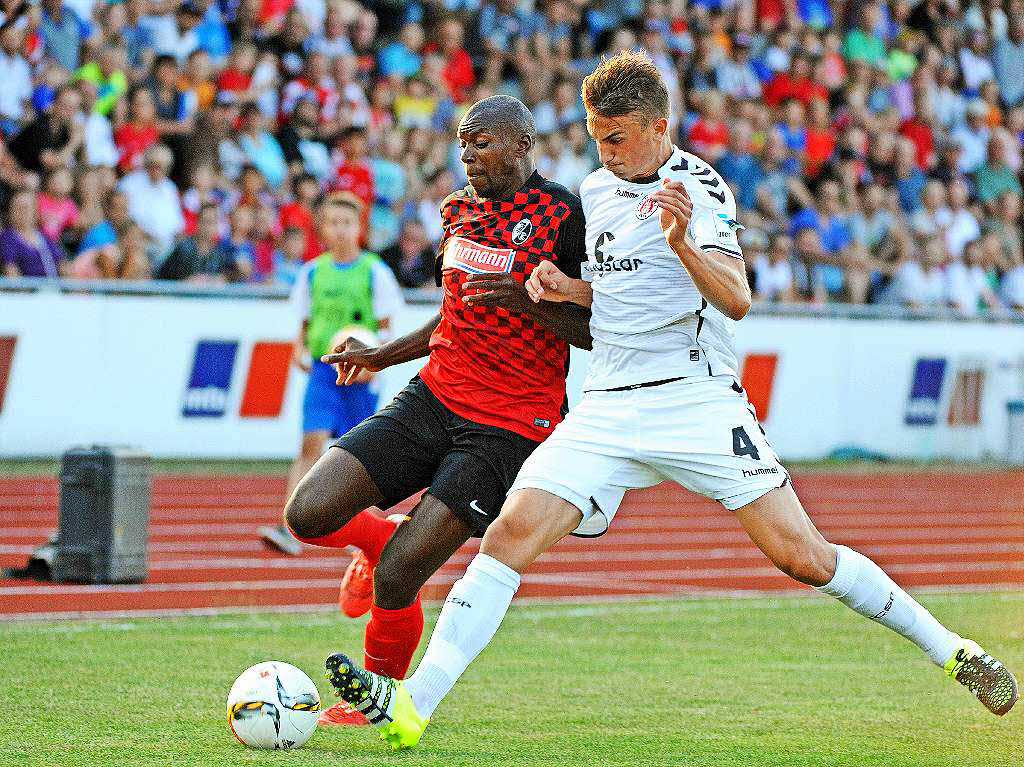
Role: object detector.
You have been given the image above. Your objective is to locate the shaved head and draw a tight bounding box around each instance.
[457,95,537,199]
[459,95,536,145]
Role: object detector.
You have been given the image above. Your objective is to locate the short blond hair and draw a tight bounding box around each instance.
[320,190,364,217]
[582,50,669,122]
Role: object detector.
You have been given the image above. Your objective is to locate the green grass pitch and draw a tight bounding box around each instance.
[3,592,1021,767]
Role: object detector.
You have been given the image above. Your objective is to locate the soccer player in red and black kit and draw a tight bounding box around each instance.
[283,95,591,725]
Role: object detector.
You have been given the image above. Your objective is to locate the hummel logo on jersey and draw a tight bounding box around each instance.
[510,219,534,245]
[444,236,514,274]
[614,188,640,199]
[742,466,780,477]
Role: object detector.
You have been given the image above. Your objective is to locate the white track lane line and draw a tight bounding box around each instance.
[2,517,1022,540]
[3,559,1023,598]
[5,584,1024,624]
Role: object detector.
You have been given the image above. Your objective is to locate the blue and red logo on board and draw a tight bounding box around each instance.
[182,339,293,418]
[905,357,987,427]
[905,358,947,426]
[182,340,238,417]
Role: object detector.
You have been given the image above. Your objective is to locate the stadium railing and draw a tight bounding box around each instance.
[2,276,1022,324]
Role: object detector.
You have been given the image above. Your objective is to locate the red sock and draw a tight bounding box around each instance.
[363,597,425,679]
[289,511,396,564]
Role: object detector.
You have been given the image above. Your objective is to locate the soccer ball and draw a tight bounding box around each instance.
[226,661,321,749]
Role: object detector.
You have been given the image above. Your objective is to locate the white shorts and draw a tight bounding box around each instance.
[509,376,789,537]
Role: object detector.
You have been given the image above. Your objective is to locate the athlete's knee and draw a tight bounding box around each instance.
[480,491,572,572]
[283,479,324,540]
[773,539,836,586]
[492,502,536,541]
[284,469,350,540]
[373,549,421,609]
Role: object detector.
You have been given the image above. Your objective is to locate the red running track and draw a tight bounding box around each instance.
[1,472,1022,619]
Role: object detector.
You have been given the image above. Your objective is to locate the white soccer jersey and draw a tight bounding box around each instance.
[579,145,744,391]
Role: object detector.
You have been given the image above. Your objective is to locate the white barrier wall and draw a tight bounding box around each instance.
[2,291,1023,459]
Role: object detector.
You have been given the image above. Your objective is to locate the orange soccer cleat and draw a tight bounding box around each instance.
[339,549,374,618]
[317,699,370,727]
[338,513,409,618]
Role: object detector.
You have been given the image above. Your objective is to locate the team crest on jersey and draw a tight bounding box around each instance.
[635,195,658,220]
[510,218,534,245]
[443,236,515,274]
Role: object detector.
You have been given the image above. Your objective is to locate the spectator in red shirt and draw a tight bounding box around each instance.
[687,90,729,162]
[279,172,321,261]
[115,86,161,173]
[900,91,937,170]
[251,201,279,279]
[423,17,475,104]
[763,52,828,107]
[217,43,256,101]
[804,98,836,178]
[259,0,292,25]
[757,0,786,28]
[332,125,373,243]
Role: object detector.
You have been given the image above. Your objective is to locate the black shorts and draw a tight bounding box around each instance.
[334,376,541,535]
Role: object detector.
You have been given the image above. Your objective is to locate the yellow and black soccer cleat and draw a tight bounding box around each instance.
[944,639,1019,716]
[325,652,428,750]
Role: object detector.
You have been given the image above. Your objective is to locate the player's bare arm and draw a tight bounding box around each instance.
[651,179,752,321]
[292,318,311,373]
[524,260,593,307]
[321,313,441,385]
[463,272,592,349]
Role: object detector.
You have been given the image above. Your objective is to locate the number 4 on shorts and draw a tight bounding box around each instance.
[732,426,760,461]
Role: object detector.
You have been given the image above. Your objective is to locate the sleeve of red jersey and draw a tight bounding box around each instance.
[553,195,587,279]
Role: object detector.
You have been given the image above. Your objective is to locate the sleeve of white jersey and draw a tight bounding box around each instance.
[578,171,599,283]
[371,259,406,341]
[686,193,744,261]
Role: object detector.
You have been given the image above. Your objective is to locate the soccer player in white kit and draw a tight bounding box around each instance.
[324,51,1018,748]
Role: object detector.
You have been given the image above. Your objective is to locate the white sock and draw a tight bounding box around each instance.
[816,544,960,666]
[404,553,520,718]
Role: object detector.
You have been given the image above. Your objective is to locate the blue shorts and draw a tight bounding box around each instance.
[302,360,378,437]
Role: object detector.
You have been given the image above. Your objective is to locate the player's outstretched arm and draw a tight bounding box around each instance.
[525,260,593,307]
[463,272,593,350]
[321,313,441,385]
[651,179,752,321]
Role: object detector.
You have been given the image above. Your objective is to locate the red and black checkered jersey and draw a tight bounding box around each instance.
[419,171,586,442]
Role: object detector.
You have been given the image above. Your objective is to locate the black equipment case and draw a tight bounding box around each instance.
[52,445,151,584]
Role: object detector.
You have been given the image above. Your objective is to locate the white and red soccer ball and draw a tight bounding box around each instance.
[226,661,320,750]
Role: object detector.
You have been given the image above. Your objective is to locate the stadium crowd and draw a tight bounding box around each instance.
[0,0,1022,312]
